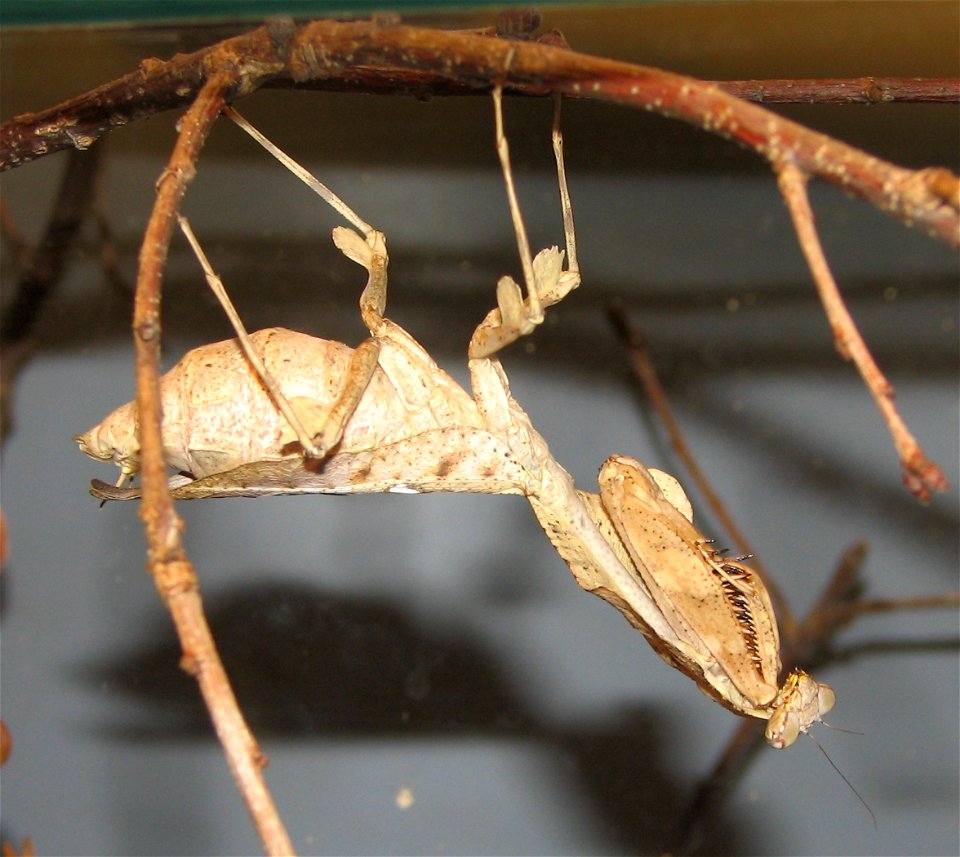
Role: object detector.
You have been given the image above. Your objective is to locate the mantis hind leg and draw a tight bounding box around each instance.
[468,86,581,440]
[178,108,397,458]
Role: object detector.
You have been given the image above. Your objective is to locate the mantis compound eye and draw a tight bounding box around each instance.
[818,683,837,717]
[765,708,801,749]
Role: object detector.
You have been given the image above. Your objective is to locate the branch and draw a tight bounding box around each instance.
[0,200,32,268]
[711,77,960,104]
[1,19,957,246]
[131,68,293,855]
[776,162,949,501]
[5,15,955,851]
[0,146,101,441]
[817,591,960,630]
[608,301,952,839]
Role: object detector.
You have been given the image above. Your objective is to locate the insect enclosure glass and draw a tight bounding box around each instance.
[1,4,958,856]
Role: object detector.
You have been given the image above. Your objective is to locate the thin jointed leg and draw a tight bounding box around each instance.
[468,86,581,359]
[178,110,397,459]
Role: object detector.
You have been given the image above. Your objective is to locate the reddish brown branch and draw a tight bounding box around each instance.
[1,19,957,246]
[132,69,293,856]
[776,162,949,501]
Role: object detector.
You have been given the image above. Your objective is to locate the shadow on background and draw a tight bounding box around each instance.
[82,580,748,855]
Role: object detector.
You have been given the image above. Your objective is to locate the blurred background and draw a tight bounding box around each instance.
[1,3,958,855]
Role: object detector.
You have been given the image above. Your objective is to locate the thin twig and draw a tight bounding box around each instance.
[819,591,960,629]
[1,19,957,247]
[0,145,101,441]
[132,70,293,855]
[668,715,763,856]
[788,541,867,665]
[0,200,32,269]
[606,304,796,638]
[92,198,134,299]
[710,77,960,104]
[776,162,949,502]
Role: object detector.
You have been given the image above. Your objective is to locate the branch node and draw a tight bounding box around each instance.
[901,451,950,503]
[179,652,200,677]
[920,167,960,209]
[154,559,198,602]
[136,319,161,342]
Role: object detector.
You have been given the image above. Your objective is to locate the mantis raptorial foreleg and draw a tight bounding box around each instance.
[471,88,833,748]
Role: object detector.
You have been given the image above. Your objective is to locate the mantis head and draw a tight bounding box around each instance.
[764,670,836,749]
[74,401,141,486]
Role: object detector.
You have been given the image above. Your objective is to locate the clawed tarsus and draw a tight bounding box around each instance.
[468,87,581,359]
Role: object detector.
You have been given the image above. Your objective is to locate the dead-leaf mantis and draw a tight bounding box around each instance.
[76,86,834,749]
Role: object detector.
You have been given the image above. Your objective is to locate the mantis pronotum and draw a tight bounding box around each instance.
[76,88,834,749]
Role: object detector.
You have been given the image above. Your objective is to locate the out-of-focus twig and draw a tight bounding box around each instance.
[776,161,949,502]
[91,191,133,299]
[815,591,960,635]
[0,145,101,441]
[0,201,32,269]
[710,77,959,104]
[610,296,954,846]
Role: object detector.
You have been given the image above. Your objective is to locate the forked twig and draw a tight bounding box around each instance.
[132,72,293,855]
[776,162,950,502]
[606,298,955,847]
[4,16,951,501]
